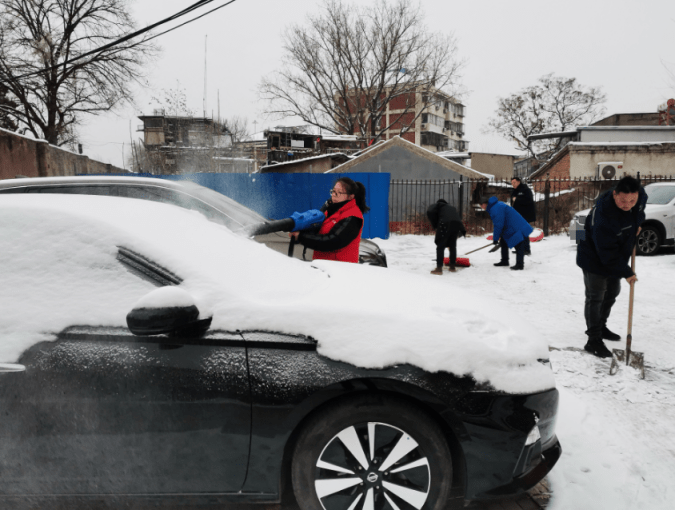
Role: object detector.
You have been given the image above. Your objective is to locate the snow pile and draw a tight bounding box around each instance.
[0,194,553,394]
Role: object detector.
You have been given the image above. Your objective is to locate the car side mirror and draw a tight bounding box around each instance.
[126,287,212,337]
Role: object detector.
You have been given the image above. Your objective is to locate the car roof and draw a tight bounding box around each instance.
[0,175,188,190]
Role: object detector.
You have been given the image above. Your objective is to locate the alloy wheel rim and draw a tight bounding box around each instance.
[314,421,431,510]
[638,230,658,253]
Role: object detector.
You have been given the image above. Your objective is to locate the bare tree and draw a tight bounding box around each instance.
[488,74,606,158]
[221,115,248,144]
[150,85,195,117]
[0,0,157,146]
[258,0,463,142]
[0,82,18,130]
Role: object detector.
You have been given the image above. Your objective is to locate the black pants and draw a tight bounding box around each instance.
[435,222,459,267]
[583,270,621,340]
[500,238,525,266]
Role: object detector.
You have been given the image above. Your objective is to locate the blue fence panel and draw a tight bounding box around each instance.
[88,172,390,239]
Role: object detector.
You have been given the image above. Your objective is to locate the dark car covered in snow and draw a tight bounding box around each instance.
[0,194,560,510]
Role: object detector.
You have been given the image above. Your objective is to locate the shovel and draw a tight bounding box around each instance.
[609,246,645,379]
[464,242,495,255]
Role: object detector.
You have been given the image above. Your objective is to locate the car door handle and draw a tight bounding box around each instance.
[0,363,26,372]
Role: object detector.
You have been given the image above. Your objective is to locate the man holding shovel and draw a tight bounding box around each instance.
[576,176,647,358]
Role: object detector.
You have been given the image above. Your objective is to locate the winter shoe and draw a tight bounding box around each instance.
[448,264,456,273]
[602,326,621,341]
[510,264,524,270]
[494,260,509,267]
[584,339,612,358]
[430,267,443,275]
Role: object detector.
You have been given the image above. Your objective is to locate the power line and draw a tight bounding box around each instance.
[12,0,238,81]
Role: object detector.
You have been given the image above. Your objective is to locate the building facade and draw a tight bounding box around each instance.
[336,86,468,154]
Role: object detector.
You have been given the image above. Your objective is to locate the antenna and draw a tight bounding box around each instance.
[203,35,207,118]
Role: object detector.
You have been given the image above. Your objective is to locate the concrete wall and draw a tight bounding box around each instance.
[0,127,123,180]
[569,143,675,179]
[470,153,516,180]
[339,145,467,180]
[578,126,675,143]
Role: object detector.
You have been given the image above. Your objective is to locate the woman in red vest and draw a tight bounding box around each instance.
[290,177,369,263]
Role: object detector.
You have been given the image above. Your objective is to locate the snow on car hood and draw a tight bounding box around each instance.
[0,194,554,394]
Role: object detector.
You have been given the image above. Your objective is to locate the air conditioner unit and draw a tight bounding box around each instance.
[597,161,623,179]
[421,123,427,130]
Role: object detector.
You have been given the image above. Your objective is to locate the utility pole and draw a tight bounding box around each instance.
[203,35,208,118]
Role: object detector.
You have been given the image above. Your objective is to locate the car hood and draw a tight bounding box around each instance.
[0,194,554,394]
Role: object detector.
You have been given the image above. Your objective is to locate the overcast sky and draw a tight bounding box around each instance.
[78,0,675,168]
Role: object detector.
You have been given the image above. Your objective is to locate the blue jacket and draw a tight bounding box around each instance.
[486,196,534,248]
[576,187,647,278]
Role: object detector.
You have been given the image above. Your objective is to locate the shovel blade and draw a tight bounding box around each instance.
[609,349,625,376]
[627,351,646,379]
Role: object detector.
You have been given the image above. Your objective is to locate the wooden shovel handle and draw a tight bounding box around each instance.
[626,246,636,364]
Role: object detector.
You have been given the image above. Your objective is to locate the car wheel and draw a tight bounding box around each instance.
[291,395,453,510]
[637,226,661,256]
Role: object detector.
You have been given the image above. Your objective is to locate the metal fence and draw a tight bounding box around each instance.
[390,175,675,236]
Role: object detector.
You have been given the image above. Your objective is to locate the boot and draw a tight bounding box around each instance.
[430,267,443,275]
[602,326,621,341]
[584,338,612,358]
[448,264,456,273]
[494,260,509,267]
[510,264,524,270]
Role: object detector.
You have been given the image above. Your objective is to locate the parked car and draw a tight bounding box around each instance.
[0,175,387,267]
[569,182,675,255]
[0,194,560,510]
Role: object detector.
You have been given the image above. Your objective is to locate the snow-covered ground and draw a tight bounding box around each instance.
[375,233,675,510]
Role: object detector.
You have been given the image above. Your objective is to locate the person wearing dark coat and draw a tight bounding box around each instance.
[426,199,466,275]
[576,176,647,358]
[511,177,536,255]
[480,196,533,270]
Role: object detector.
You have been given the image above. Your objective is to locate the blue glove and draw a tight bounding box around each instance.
[290,209,325,231]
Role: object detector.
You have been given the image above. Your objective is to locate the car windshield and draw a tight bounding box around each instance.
[178,181,268,230]
[645,185,675,205]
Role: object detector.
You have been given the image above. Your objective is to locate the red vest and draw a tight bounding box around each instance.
[312,199,363,263]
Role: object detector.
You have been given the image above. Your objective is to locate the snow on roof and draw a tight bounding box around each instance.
[0,194,554,393]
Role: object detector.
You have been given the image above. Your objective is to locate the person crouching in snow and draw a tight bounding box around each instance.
[427,199,466,275]
[480,196,533,270]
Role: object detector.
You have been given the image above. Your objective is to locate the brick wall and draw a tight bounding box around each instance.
[0,127,123,180]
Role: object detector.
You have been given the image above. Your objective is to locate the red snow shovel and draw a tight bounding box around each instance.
[609,246,645,379]
[441,242,494,267]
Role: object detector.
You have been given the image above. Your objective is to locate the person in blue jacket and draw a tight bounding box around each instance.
[480,196,533,270]
[576,176,647,358]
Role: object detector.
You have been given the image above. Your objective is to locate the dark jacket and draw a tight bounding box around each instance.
[426,199,466,245]
[485,196,533,248]
[511,182,536,223]
[576,187,647,278]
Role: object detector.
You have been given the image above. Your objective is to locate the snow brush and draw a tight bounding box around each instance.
[609,246,645,379]
[244,209,326,258]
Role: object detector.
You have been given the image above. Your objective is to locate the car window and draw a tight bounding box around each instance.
[179,182,269,229]
[645,185,675,205]
[118,185,250,230]
[29,185,117,196]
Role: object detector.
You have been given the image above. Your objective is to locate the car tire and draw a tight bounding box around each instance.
[637,225,661,256]
[291,395,453,510]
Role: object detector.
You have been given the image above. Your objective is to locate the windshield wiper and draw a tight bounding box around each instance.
[117,247,183,286]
